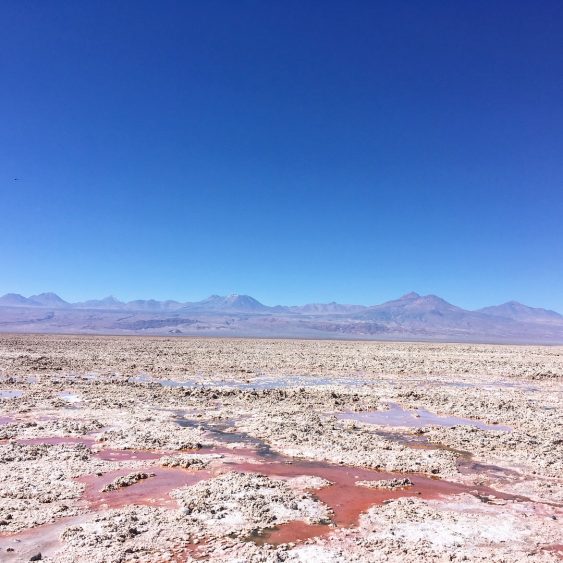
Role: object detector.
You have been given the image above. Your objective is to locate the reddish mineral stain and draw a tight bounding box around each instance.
[253,521,333,545]
[170,540,209,561]
[230,453,530,545]
[78,466,211,509]
[93,448,165,461]
[542,544,563,561]
[3,432,540,554]
[234,460,425,527]
[0,515,85,562]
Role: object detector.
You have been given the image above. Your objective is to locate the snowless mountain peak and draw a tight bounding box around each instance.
[29,292,69,307]
[0,293,38,307]
[182,294,268,312]
[223,294,267,309]
[478,301,563,322]
[400,292,421,300]
[1,290,563,343]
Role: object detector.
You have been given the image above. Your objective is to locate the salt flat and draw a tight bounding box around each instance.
[0,334,561,562]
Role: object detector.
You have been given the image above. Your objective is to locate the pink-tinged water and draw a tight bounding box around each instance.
[78,440,528,542]
[98,443,473,546]
[0,516,86,562]
[235,459,513,525]
[0,505,211,562]
[0,440,546,555]
[222,447,535,546]
[0,431,542,551]
[543,544,563,560]
[252,521,332,545]
[77,466,211,509]
[339,402,512,431]
[0,416,14,425]
[169,540,209,561]
[93,448,165,461]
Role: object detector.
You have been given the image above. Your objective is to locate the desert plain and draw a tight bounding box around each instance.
[0,334,561,562]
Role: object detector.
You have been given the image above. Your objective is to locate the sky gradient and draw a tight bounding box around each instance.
[1,1,563,310]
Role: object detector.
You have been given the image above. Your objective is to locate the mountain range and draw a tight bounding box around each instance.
[0,291,562,343]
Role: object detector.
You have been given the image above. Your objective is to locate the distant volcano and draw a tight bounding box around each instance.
[29,292,70,308]
[0,291,561,343]
[478,301,563,323]
[183,294,270,312]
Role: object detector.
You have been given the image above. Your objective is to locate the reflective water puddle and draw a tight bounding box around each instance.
[57,391,82,403]
[338,402,512,431]
[131,374,373,390]
[177,417,276,458]
[0,390,23,399]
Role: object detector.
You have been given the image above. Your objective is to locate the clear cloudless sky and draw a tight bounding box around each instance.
[1,0,563,310]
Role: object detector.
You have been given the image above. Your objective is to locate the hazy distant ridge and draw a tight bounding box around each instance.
[478,301,563,323]
[0,291,562,343]
[4,290,560,317]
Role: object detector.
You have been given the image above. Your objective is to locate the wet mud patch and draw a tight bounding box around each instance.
[245,461,506,516]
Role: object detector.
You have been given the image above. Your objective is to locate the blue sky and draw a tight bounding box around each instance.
[1,1,562,310]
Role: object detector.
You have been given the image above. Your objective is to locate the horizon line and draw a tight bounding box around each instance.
[1,290,561,315]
